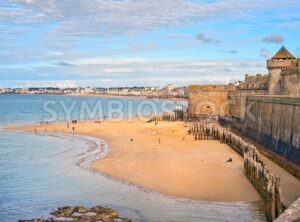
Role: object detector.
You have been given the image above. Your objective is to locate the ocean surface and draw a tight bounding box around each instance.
[0,94,266,221]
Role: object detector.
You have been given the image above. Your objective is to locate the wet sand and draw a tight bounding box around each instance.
[7,119,260,202]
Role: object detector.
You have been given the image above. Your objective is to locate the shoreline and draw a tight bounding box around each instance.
[5,118,261,203]
[1,128,262,206]
[0,93,188,101]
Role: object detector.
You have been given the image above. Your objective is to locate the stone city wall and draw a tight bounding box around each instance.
[243,96,300,167]
[228,89,269,118]
[188,85,235,117]
[281,68,300,96]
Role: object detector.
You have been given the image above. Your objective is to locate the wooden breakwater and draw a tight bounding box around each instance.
[189,121,283,221]
[151,112,177,123]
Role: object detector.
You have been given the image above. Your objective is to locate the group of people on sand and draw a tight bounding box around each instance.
[67,122,75,132]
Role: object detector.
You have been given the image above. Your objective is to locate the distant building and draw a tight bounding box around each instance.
[161,84,175,96]
[82,87,95,94]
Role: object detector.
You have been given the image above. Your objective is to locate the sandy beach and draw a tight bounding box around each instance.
[7,119,260,202]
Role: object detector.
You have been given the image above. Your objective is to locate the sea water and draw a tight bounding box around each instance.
[0,95,266,221]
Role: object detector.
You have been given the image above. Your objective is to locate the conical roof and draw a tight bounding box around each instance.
[272,46,296,59]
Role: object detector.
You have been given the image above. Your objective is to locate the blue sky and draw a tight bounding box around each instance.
[0,0,300,88]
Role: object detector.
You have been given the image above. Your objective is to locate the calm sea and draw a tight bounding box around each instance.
[0,94,266,221]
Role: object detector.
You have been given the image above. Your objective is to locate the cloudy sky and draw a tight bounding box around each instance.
[0,0,300,88]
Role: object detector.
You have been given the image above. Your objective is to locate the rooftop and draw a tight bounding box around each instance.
[272,46,296,59]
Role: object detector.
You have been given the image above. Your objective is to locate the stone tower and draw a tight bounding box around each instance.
[267,46,297,95]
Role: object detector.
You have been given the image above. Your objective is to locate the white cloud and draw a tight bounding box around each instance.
[227,50,238,54]
[2,0,299,39]
[259,48,272,59]
[54,60,75,66]
[262,33,284,44]
[75,58,148,65]
[14,80,79,88]
[1,0,295,87]
[37,58,266,81]
[196,33,220,44]
[0,57,266,87]
[166,34,191,40]
[12,79,114,88]
[279,21,300,29]
[101,68,133,73]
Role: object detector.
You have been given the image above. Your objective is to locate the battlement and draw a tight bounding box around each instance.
[240,74,269,90]
[188,84,236,92]
[267,59,297,70]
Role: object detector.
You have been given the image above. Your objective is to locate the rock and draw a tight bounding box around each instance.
[53,217,75,221]
[21,206,132,222]
[90,206,107,214]
[76,206,89,214]
[19,220,51,222]
[52,206,76,217]
[101,214,113,222]
[72,212,97,217]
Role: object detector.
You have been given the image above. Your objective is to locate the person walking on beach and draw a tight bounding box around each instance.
[158,138,161,144]
[72,126,75,132]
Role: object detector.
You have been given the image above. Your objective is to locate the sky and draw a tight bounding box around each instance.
[0,0,300,88]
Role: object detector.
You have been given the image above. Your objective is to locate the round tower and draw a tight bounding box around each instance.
[267,46,297,95]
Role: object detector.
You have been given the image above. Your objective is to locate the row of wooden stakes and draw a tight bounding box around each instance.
[189,121,283,221]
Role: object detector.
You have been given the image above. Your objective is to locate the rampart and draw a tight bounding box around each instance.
[188,85,235,117]
[281,68,300,96]
[243,96,300,166]
[229,90,268,118]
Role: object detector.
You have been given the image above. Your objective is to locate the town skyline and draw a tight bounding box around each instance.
[0,84,188,99]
